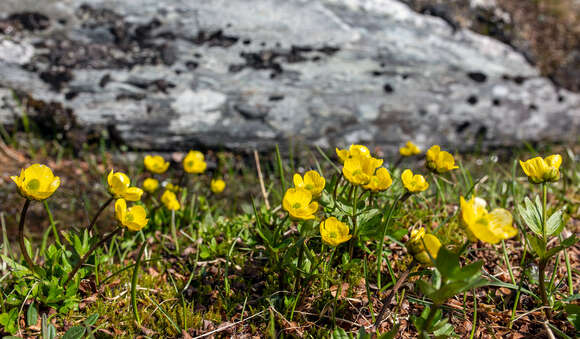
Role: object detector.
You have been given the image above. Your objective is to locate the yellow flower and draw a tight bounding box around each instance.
[460,196,517,244]
[161,190,181,211]
[399,141,421,157]
[282,188,318,220]
[11,164,61,201]
[335,144,371,163]
[107,170,143,201]
[144,155,170,174]
[114,199,148,231]
[519,154,562,184]
[293,170,325,197]
[143,178,159,193]
[166,183,181,193]
[320,217,352,246]
[342,155,383,186]
[401,169,429,193]
[406,227,441,265]
[426,145,458,173]
[183,150,207,174]
[363,167,393,192]
[211,179,226,193]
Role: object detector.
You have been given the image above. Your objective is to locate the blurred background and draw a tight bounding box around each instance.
[0,0,578,154]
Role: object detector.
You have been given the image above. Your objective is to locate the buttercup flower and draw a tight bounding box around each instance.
[426,145,458,173]
[363,167,393,192]
[211,179,226,193]
[166,183,181,192]
[143,178,159,193]
[399,141,421,157]
[343,155,383,186]
[293,170,325,197]
[107,170,143,201]
[114,199,148,231]
[406,227,441,265]
[183,150,207,174]
[519,154,562,184]
[320,217,352,246]
[401,169,429,193]
[144,155,170,174]
[336,144,371,163]
[11,164,61,201]
[460,196,517,244]
[282,188,318,220]
[161,190,181,211]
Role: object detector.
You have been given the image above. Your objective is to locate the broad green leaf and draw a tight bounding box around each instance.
[434,247,460,280]
[84,313,99,326]
[546,209,563,236]
[331,327,351,339]
[27,302,38,326]
[518,197,542,236]
[62,326,86,339]
[416,280,436,298]
[527,234,546,258]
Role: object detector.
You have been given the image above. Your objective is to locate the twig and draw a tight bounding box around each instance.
[253,150,270,209]
[192,309,267,339]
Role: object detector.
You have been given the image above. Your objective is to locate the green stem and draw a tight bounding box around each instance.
[86,197,114,233]
[542,183,547,239]
[422,303,440,334]
[64,226,122,287]
[560,235,574,295]
[538,258,552,320]
[171,210,180,254]
[43,200,62,246]
[432,173,446,205]
[18,199,36,271]
[501,240,516,285]
[348,186,359,259]
[469,289,477,339]
[376,192,407,289]
[132,241,147,325]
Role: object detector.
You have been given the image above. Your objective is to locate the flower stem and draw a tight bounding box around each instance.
[542,183,547,239]
[422,303,440,334]
[538,258,552,320]
[348,186,358,259]
[18,199,36,270]
[171,210,180,254]
[86,197,114,233]
[43,200,62,247]
[501,240,516,285]
[64,226,122,287]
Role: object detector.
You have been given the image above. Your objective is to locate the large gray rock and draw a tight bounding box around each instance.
[0,0,578,153]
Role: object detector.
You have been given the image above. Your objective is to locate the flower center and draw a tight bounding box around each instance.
[27,179,40,191]
[305,184,314,190]
[329,232,337,239]
[126,214,134,222]
[292,203,301,209]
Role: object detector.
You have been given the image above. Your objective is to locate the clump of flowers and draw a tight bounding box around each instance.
[399,141,421,157]
[401,169,429,193]
[406,227,441,265]
[161,190,181,211]
[143,178,159,193]
[335,144,371,163]
[115,199,149,231]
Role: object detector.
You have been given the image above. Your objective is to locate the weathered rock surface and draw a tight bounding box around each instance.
[0,0,578,153]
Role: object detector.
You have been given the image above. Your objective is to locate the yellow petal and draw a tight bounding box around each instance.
[122,187,143,201]
[115,199,127,224]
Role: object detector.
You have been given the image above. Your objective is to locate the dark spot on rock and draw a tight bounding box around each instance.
[502,74,510,80]
[226,23,232,28]
[420,4,458,31]
[383,83,394,93]
[39,69,73,91]
[467,95,478,105]
[275,42,281,48]
[260,42,266,47]
[175,69,181,75]
[193,53,202,58]
[268,95,284,101]
[402,74,409,80]
[513,76,526,85]
[456,121,470,133]
[235,103,269,120]
[7,12,50,31]
[99,74,111,88]
[476,125,488,139]
[161,43,177,65]
[492,98,501,106]
[380,62,385,67]
[65,91,78,100]
[529,104,537,111]
[318,46,340,55]
[419,109,427,117]
[467,72,487,83]
[312,56,321,62]
[192,29,239,48]
[116,93,146,100]
[558,95,565,102]
[58,19,67,25]
[242,39,251,45]
[371,71,382,77]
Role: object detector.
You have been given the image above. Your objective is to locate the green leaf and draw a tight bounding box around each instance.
[62,326,86,339]
[356,326,372,339]
[416,280,436,298]
[546,209,563,236]
[27,302,38,326]
[331,327,351,339]
[434,247,460,280]
[84,313,99,326]
[0,308,19,334]
[518,197,542,236]
[565,304,580,330]
[527,234,546,258]
[451,261,483,282]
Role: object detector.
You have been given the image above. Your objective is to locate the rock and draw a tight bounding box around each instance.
[0,0,578,153]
